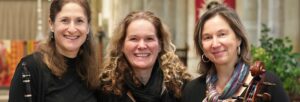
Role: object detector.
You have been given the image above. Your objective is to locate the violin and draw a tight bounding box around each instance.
[233,61,275,102]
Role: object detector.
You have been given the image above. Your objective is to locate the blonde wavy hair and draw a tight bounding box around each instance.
[100,11,191,97]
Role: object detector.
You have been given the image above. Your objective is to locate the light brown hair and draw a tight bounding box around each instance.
[100,11,191,97]
[39,0,99,89]
[194,5,251,75]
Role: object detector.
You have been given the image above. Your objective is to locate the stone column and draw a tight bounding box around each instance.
[174,0,187,49]
[187,0,200,77]
[268,0,284,37]
[283,0,300,52]
[237,0,259,45]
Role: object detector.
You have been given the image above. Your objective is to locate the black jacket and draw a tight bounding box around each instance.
[9,53,97,102]
[181,72,290,102]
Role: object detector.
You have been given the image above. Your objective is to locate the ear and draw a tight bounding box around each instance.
[48,18,54,32]
[87,25,91,35]
[121,46,125,54]
[159,46,162,53]
[238,39,242,46]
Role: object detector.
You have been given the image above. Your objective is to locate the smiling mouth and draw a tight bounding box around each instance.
[134,53,150,57]
[212,50,225,55]
[64,35,79,40]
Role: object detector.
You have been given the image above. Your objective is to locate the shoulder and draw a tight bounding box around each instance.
[21,52,43,66]
[181,75,206,102]
[184,75,206,90]
[19,52,48,74]
[263,71,290,102]
[264,71,282,84]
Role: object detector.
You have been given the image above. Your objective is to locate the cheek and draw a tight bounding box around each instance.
[81,26,90,34]
[151,43,161,53]
[201,42,210,52]
[53,26,66,35]
[122,42,133,52]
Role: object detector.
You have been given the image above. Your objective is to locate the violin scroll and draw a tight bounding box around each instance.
[249,61,266,76]
[234,61,276,102]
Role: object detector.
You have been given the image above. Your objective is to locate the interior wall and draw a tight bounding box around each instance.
[0,0,49,40]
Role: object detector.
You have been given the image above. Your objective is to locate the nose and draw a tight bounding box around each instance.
[211,37,221,48]
[67,22,77,34]
[137,40,147,49]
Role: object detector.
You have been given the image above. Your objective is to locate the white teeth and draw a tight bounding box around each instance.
[135,53,149,57]
[64,35,79,40]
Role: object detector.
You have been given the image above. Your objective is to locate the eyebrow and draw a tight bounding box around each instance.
[57,16,86,20]
[217,29,229,33]
[202,28,229,35]
[202,32,211,36]
[127,33,156,36]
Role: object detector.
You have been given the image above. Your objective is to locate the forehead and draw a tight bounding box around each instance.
[128,19,154,27]
[56,2,86,17]
[205,15,228,26]
[202,15,231,32]
[126,19,156,36]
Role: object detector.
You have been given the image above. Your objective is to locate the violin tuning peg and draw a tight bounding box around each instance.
[242,83,249,87]
[257,93,271,101]
[232,96,244,100]
[263,82,276,86]
[238,82,249,87]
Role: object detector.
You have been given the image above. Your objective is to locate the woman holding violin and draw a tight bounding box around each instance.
[181,4,289,102]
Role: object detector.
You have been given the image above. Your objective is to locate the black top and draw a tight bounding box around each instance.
[97,61,179,102]
[97,91,177,102]
[181,72,290,102]
[9,52,97,102]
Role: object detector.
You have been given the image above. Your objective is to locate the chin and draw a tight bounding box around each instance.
[65,47,80,52]
[133,64,151,69]
[213,59,228,64]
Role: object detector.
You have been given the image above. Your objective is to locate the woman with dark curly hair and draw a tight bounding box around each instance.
[98,11,191,102]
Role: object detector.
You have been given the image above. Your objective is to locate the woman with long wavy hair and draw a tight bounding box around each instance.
[98,11,191,102]
[9,0,99,102]
[181,3,289,102]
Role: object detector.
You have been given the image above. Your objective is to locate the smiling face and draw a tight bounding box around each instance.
[122,19,161,70]
[201,15,241,66]
[49,2,89,58]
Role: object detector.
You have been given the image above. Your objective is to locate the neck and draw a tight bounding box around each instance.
[216,67,233,91]
[214,58,239,90]
[56,46,78,58]
[215,65,234,81]
[134,68,153,85]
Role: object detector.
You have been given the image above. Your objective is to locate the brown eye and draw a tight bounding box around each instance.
[146,37,154,41]
[203,36,212,40]
[77,19,84,23]
[129,37,138,41]
[220,33,226,36]
[61,19,69,24]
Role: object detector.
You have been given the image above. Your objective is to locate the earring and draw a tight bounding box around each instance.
[86,34,89,41]
[237,46,241,55]
[50,32,54,39]
[201,54,210,62]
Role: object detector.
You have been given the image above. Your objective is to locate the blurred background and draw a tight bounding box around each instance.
[0,0,299,101]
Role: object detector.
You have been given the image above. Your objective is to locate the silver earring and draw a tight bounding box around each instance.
[201,54,209,62]
[238,46,241,55]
